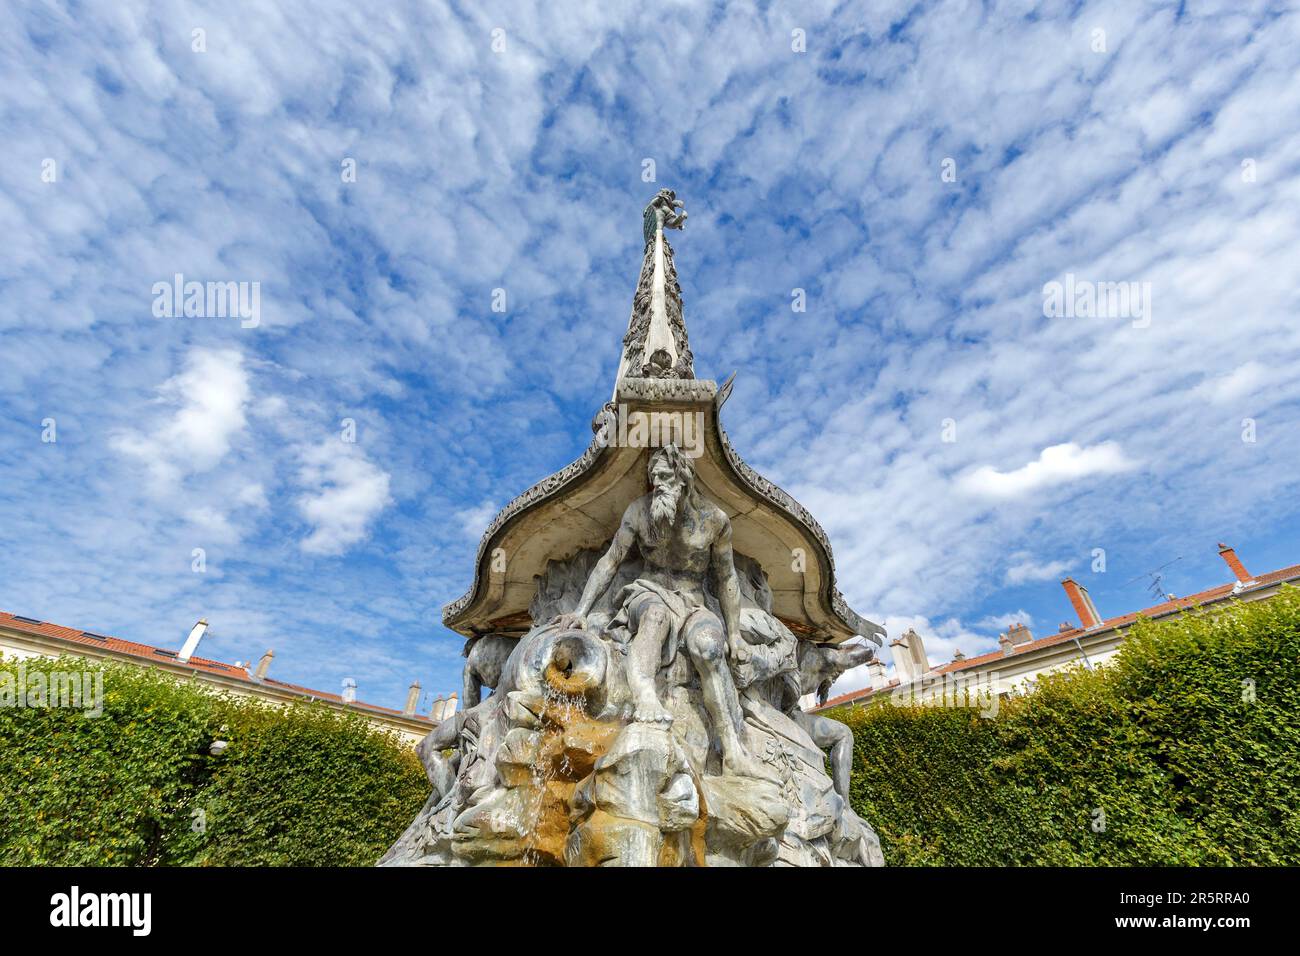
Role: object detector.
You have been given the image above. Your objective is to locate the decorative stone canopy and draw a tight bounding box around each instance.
[442,191,882,647]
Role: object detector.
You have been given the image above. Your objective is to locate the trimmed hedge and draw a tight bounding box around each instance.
[832,586,1300,865]
[0,657,427,866]
[6,587,1296,866]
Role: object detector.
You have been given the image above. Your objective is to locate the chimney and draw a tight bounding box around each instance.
[999,623,1032,656]
[1061,578,1101,629]
[1217,543,1252,583]
[404,680,421,716]
[253,649,274,681]
[1059,621,1074,633]
[177,619,208,663]
[341,678,357,704]
[889,636,915,683]
[951,649,966,663]
[446,693,459,716]
[903,627,930,676]
[1006,622,1032,645]
[866,658,889,691]
[431,695,447,720]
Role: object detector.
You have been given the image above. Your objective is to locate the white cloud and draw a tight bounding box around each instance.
[455,500,499,540]
[296,442,392,556]
[184,505,239,546]
[976,610,1034,631]
[1005,558,1074,586]
[958,443,1137,499]
[112,347,249,488]
[1194,361,1278,405]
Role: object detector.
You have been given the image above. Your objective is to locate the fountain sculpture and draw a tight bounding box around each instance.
[381,190,886,867]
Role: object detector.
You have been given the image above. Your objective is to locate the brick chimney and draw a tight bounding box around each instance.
[404,680,421,716]
[1061,578,1102,629]
[1217,543,1252,583]
[253,649,274,681]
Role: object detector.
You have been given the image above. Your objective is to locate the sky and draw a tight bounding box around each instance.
[2,0,1298,712]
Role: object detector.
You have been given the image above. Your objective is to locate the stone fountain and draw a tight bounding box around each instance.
[380,190,885,867]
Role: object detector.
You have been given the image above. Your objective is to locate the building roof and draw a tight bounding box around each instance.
[815,558,1300,711]
[0,609,433,724]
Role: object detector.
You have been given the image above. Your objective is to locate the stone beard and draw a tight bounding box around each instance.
[648,466,684,543]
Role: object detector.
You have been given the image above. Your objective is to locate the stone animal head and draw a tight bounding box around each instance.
[800,640,876,707]
[833,641,876,671]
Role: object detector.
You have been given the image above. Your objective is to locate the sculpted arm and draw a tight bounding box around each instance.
[565,506,638,623]
[710,516,747,659]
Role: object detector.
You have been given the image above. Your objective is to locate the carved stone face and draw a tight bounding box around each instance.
[649,453,679,490]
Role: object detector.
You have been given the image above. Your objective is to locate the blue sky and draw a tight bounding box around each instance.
[2,0,1298,710]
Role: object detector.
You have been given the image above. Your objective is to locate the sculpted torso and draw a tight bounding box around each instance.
[626,494,727,598]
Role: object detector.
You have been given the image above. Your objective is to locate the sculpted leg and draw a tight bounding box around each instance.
[797,712,854,801]
[463,666,482,709]
[825,720,854,802]
[628,602,673,724]
[685,621,772,780]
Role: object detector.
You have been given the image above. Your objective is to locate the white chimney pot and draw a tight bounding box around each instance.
[178,619,208,663]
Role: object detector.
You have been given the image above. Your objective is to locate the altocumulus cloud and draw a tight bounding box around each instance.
[1,1,1299,707]
[111,348,250,490]
[958,442,1137,499]
[296,441,393,557]
[1004,557,1075,587]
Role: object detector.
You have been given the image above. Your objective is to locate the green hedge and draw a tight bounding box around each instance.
[7,588,1297,866]
[0,657,428,866]
[832,586,1300,865]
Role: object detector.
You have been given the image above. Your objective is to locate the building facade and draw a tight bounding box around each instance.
[813,543,1300,713]
[0,610,451,745]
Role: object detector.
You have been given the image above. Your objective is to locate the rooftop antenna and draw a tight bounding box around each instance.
[1123,557,1183,601]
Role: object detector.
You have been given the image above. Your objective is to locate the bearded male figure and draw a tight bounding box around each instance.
[552,444,769,780]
